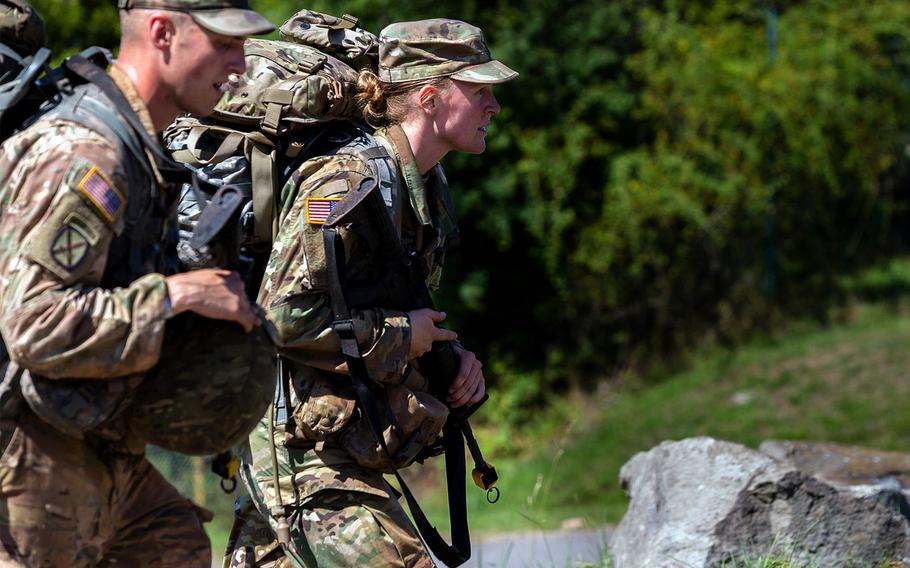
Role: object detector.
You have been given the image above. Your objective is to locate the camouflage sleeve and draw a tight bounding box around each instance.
[0,124,169,379]
[259,156,410,382]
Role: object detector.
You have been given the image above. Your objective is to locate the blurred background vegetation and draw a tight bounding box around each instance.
[23,0,910,548]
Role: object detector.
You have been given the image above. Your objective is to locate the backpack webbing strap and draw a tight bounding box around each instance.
[171,118,280,243]
[356,146,390,160]
[250,142,278,242]
[171,122,274,167]
[261,89,292,137]
[185,125,245,167]
[246,47,326,76]
[321,218,471,567]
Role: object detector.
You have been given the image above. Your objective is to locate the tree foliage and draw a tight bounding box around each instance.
[20,0,910,431]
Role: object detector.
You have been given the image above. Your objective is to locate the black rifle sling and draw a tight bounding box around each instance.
[321,183,471,567]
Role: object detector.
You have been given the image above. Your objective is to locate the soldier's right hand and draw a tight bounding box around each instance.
[407,308,458,360]
[164,269,260,332]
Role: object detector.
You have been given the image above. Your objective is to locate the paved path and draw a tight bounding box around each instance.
[431,528,613,568]
[215,527,614,567]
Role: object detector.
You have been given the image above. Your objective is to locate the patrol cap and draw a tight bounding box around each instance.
[117,0,274,37]
[379,19,517,85]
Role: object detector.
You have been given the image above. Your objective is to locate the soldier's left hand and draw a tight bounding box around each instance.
[449,344,485,408]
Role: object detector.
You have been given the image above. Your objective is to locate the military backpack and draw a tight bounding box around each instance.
[165,10,387,269]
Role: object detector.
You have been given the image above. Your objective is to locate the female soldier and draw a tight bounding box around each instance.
[236,18,517,568]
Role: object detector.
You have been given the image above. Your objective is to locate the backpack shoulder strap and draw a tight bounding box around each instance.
[169,117,279,243]
[60,88,154,180]
[335,132,401,231]
[0,42,21,63]
[62,54,191,185]
[320,179,472,567]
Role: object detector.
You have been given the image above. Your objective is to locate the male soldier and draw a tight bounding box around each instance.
[0,1,273,566]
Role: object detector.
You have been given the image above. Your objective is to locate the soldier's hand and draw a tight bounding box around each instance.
[448,344,485,408]
[165,269,260,332]
[407,308,457,360]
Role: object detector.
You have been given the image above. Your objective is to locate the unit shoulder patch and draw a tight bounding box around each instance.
[49,223,91,271]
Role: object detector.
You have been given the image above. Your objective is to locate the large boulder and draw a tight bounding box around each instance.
[760,439,910,488]
[610,437,910,567]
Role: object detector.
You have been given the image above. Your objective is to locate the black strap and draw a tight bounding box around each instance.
[322,225,471,567]
[274,355,291,425]
[77,94,154,182]
[62,55,192,185]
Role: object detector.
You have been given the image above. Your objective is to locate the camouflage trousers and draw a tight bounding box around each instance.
[225,490,435,568]
[0,412,211,567]
[225,421,435,568]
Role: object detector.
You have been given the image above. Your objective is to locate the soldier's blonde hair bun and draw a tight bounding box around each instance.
[356,69,451,128]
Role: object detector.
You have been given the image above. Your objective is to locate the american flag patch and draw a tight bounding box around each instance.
[305,197,341,225]
[78,167,123,223]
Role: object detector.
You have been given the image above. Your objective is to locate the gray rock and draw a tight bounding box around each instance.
[610,437,910,568]
[760,439,910,489]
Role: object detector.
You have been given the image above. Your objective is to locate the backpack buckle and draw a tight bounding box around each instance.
[294,50,326,75]
[339,14,359,29]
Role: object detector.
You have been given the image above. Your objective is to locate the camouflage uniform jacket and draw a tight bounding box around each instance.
[256,123,458,500]
[0,65,177,448]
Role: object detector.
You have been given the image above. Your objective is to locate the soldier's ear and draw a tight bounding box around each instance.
[148,12,175,48]
[415,85,438,117]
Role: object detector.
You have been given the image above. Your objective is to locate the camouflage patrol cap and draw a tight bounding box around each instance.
[117,0,274,37]
[379,19,517,84]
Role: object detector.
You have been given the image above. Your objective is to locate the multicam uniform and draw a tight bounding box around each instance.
[230,124,458,568]
[0,66,210,567]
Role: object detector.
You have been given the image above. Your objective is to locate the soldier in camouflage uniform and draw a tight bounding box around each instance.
[230,19,517,568]
[0,1,272,566]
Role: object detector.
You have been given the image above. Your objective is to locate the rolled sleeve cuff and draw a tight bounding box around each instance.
[361,310,411,381]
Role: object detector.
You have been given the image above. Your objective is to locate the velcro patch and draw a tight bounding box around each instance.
[49,223,91,271]
[305,198,341,225]
[78,166,124,223]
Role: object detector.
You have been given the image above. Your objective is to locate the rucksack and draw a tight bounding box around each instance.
[165,10,381,262]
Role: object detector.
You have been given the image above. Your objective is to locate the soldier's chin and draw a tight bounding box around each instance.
[182,94,225,118]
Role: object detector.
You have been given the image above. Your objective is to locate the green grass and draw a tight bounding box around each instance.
[418,299,910,535]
